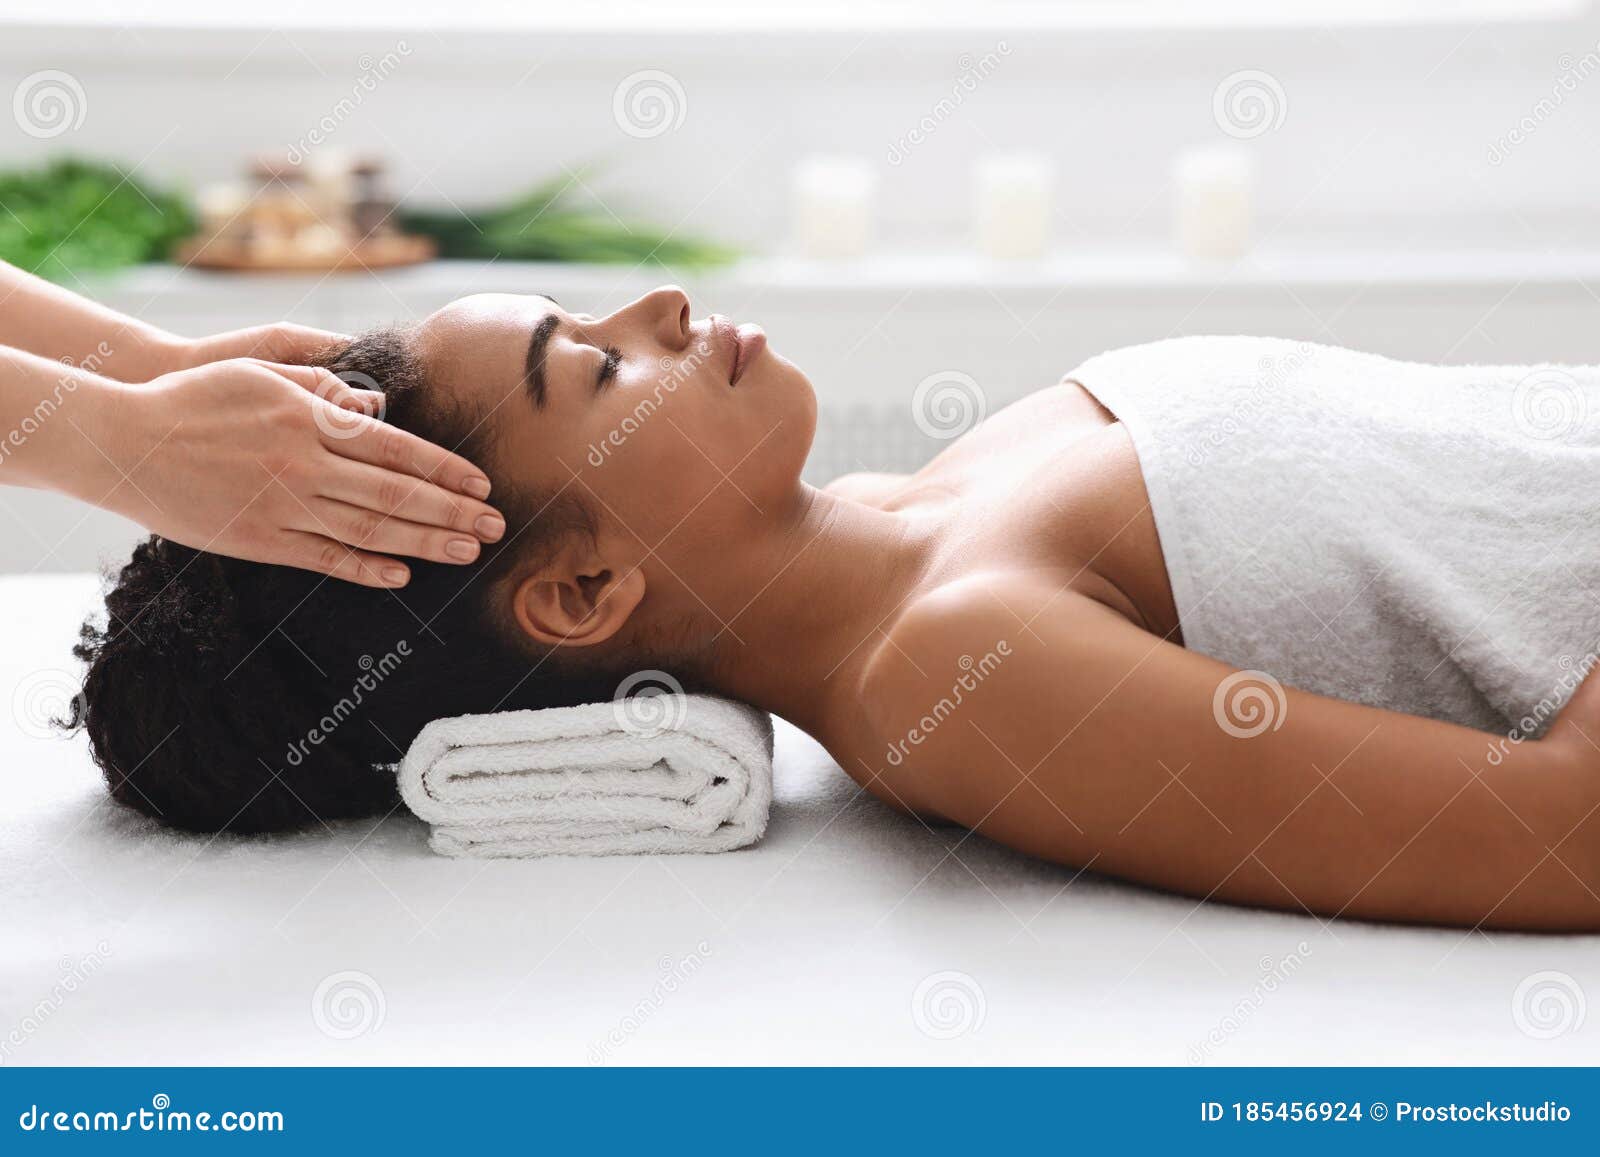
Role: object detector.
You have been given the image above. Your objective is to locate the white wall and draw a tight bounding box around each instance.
[2,13,1599,248]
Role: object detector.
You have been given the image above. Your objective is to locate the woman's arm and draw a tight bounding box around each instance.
[0,343,151,496]
[0,344,504,586]
[0,259,186,381]
[0,259,340,380]
[866,573,1600,930]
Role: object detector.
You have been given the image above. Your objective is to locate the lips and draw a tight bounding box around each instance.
[710,314,767,386]
[731,325,767,386]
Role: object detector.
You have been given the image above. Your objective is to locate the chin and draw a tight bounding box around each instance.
[767,355,818,461]
[735,354,817,496]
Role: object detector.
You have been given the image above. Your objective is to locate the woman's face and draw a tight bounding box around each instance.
[414,286,818,550]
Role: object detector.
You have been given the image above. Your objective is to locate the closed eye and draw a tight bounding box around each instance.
[595,345,622,392]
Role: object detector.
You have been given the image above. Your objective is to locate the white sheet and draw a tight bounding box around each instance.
[2,574,1594,1065]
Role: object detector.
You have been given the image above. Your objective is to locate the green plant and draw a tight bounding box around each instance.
[0,158,193,282]
[401,170,736,268]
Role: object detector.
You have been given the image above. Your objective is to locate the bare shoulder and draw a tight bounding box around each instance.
[870,569,1112,677]
[850,571,1117,813]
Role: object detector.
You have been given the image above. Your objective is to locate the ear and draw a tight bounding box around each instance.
[509,535,646,648]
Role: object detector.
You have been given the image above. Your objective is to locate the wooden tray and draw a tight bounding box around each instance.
[175,234,436,273]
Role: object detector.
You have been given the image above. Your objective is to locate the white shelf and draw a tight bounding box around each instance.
[85,248,1600,308]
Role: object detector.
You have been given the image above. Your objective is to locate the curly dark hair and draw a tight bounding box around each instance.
[65,328,614,834]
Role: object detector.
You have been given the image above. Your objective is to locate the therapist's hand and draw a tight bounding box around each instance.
[172,323,349,371]
[90,359,505,588]
[108,322,350,383]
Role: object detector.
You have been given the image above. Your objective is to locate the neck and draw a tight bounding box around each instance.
[689,485,934,739]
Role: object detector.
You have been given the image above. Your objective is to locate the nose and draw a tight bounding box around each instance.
[623,285,692,349]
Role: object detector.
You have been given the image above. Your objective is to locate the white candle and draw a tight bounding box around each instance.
[792,157,877,259]
[974,154,1054,261]
[1173,145,1256,261]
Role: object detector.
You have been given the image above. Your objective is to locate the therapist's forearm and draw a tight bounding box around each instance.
[0,260,182,382]
[0,343,127,499]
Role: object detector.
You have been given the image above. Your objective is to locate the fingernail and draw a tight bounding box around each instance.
[446,538,479,562]
[461,476,491,500]
[383,566,409,586]
[474,514,505,541]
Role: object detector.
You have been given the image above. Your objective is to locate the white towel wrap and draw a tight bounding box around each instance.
[1069,336,1600,737]
[397,694,774,858]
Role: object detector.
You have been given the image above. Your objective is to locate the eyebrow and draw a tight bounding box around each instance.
[523,298,562,410]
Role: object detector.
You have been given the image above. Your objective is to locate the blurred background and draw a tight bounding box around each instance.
[2,0,1599,572]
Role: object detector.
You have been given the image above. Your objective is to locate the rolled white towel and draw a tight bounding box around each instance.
[397,694,774,858]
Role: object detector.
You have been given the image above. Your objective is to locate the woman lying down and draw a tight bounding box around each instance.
[70,286,1600,931]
